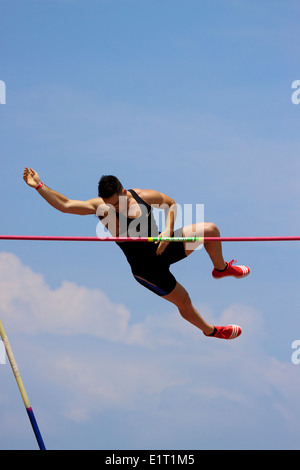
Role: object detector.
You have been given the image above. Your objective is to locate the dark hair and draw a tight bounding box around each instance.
[98,175,123,198]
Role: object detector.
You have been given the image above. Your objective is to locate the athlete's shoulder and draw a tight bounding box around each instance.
[90,197,105,208]
[132,188,164,205]
[137,189,176,207]
[89,197,107,215]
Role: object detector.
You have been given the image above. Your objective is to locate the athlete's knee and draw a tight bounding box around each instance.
[205,222,220,237]
[176,290,192,311]
[164,283,192,310]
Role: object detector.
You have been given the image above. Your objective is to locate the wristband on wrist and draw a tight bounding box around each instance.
[35,182,43,191]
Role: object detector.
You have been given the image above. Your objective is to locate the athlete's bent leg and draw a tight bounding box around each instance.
[163,282,242,340]
[162,282,214,335]
[182,222,227,270]
[182,222,250,280]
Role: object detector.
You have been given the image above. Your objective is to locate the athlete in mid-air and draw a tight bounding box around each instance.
[23,167,250,340]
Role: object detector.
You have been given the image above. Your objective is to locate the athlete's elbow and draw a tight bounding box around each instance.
[47,202,70,214]
[57,205,69,214]
[60,200,74,214]
[61,202,90,215]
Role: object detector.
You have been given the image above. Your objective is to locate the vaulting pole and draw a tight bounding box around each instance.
[0,319,46,450]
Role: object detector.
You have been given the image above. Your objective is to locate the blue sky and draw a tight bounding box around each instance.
[1,0,300,450]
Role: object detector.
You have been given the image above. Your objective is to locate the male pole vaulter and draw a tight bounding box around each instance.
[23,167,250,340]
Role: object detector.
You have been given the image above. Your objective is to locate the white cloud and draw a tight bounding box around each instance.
[0,251,139,343]
[0,251,212,348]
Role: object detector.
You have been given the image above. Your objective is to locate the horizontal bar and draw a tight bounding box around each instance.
[0,235,300,242]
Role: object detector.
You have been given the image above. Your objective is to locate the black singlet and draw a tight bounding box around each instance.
[115,190,187,297]
[116,189,160,269]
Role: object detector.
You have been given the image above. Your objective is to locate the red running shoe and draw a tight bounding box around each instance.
[204,325,242,340]
[212,259,250,279]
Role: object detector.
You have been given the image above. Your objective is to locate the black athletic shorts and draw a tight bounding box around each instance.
[132,228,187,297]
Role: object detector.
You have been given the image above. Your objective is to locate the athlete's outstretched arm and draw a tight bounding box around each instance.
[23,167,101,215]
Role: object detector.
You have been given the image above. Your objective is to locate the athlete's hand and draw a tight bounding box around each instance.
[23,167,41,188]
[155,231,170,255]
